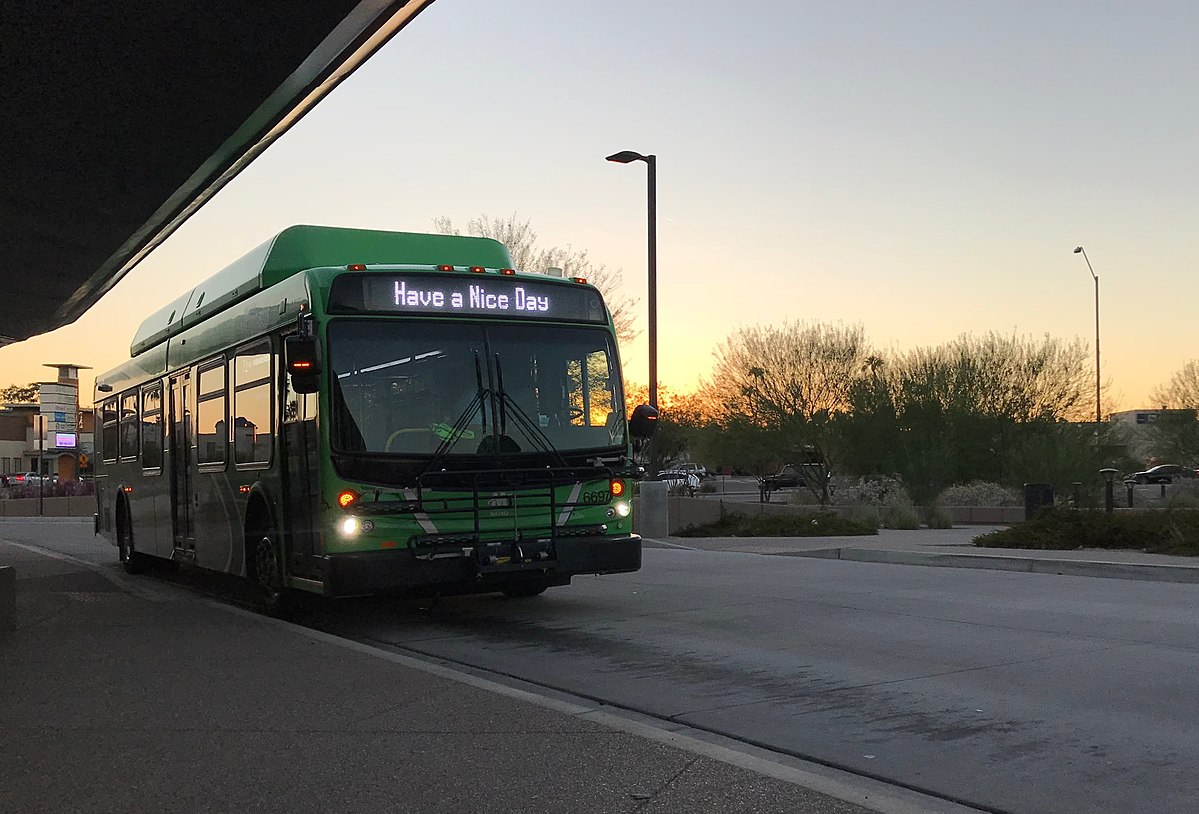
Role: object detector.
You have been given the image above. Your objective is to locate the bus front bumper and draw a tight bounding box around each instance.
[317,533,642,598]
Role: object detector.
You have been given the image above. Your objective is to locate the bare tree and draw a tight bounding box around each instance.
[707,321,870,427]
[892,332,1092,423]
[1152,360,1199,408]
[432,214,638,345]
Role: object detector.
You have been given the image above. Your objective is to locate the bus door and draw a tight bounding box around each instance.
[168,371,195,553]
[281,368,319,578]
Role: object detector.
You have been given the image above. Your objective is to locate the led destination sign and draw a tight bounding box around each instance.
[330,273,607,323]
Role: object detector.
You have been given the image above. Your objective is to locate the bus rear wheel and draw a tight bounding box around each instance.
[117,512,143,575]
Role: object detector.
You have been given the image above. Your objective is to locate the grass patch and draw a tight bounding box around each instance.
[974,508,1199,556]
[675,510,878,538]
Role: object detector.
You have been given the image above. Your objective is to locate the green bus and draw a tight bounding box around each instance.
[94,225,656,609]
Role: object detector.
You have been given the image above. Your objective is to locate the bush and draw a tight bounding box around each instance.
[921,504,955,529]
[835,476,925,529]
[675,510,878,538]
[882,506,922,530]
[975,507,1199,556]
[935,481,1021,507]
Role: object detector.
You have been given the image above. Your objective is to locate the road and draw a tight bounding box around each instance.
[8,519,1199,813]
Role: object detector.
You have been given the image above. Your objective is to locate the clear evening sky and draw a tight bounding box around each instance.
[5,0,1198,411]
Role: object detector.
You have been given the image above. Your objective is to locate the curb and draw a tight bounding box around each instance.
[784,547,1199,584]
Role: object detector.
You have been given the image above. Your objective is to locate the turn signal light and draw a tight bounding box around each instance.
[337,490,359,509]
[610,479,625,497]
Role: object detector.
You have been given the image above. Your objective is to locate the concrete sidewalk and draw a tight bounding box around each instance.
[650,525,1199,584]
[0,537,932,814]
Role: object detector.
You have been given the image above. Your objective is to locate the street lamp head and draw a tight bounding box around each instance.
[1073,246,1083,254]
[606,150,647,164]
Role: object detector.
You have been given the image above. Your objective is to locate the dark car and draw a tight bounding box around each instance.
[762,464,804,490]
[1128,464,1198,485]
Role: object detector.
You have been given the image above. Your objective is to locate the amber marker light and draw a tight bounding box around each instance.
[610,479,626,498]
[238,485,251,494]
[469,266,486,274]
[337,490,359,509]
[123,486,133,493]
[437,264,454,272]
[500,268,516,276]
[347,264,366,271]
[571,277,587,284]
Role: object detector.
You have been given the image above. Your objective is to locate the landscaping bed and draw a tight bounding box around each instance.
[974,508,1199,556]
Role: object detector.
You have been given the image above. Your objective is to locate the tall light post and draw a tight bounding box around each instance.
[1073,246,1101,425]
[606,150,657,408]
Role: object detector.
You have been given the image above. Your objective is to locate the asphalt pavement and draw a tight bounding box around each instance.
[4,516,1198,813]
[0,519,924,814]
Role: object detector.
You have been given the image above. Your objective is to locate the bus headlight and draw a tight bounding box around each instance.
[341,517,361,537]
[613,501,631,518]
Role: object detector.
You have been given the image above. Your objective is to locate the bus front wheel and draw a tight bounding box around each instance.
[252,531,291,616]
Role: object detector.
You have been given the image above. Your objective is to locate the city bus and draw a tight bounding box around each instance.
[94,225,657,610]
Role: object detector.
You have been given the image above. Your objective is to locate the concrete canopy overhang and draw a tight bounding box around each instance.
[2,0,436,346]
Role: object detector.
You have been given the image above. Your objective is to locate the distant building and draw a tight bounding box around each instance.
[1109,408,1198,464]
[0,363,94,480]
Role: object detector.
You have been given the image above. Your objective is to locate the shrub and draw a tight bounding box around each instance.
[921,504,955,529]
[879,506,920,529]
[935,481,1021,507]
[674,510,878,538]
[975,507,1199,556]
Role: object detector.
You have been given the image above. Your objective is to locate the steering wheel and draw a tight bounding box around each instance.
[384,428,431,453]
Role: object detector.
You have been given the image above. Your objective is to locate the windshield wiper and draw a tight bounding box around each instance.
[492,353,568,467]
[421,351,490,475]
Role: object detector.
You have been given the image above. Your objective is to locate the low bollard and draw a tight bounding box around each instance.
[0,566,15,633]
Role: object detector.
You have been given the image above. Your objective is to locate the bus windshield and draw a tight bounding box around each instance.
[329,320,626,458]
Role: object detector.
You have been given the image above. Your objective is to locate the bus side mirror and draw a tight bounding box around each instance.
[285,334,322,394]
[629,404,659,440]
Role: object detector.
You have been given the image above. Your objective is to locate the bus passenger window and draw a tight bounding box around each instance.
[101,399,118,462]
[141,385,163,470]
[234,341,272,465]
[119,393,138,459]
[196,362,227,466]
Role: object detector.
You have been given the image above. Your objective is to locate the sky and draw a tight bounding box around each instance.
[5,0,1199,412]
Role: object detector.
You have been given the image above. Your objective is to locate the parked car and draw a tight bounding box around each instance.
[1127,464,1198,485]
[655,470,701,491]
[762,464,804,491]
[11,471,43,486]
[676,463,709,480]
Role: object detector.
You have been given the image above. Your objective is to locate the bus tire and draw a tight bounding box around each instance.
[502,581,548,598]
[251,528,293,616]
[117,504,143,575]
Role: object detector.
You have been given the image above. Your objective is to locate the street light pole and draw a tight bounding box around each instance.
[1073,246,1101,426]
[606,150,658,409]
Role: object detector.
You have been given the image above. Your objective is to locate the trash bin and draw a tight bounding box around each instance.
[1023,483,1054,521]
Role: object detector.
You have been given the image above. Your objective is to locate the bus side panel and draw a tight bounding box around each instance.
[192,469,245,576]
